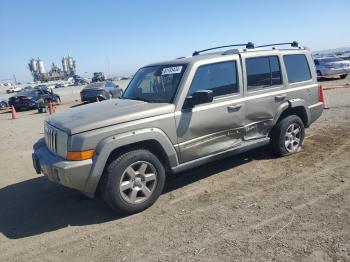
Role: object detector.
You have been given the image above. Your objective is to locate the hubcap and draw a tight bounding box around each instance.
[284,123,301,153]
[119,161,157,204]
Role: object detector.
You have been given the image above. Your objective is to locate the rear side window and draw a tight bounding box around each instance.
[189,61,238,97]
[284,54,311,83]
[246,56,282,91]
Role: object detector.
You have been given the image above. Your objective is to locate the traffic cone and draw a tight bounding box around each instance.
[96,97,100,102]
[11,105,17,119]
[319,85,329,109]
[49,102,53,115]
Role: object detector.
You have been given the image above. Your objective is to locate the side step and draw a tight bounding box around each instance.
[171,137,270,174]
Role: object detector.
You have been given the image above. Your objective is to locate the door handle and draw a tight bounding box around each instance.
[275,94,287,102]
[227,104,242,112]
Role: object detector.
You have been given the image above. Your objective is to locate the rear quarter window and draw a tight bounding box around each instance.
[283,54,311,83]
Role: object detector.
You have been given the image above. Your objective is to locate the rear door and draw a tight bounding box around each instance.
[283,53,315,106]
[175,57,246,163]
[240,53,286,139]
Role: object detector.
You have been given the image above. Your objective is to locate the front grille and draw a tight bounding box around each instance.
[45,124,58,153]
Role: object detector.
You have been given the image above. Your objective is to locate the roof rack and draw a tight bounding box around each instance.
[192,42,254,56]
[255,41,299,48]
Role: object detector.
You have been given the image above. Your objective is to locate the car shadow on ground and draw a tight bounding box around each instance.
[0,146,275,239]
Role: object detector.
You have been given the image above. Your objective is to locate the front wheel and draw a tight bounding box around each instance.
[100,149,166,214]
[270,115,305,156]
[340,74,347,79]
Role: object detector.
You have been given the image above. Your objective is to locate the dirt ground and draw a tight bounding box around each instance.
[0,77,349,262]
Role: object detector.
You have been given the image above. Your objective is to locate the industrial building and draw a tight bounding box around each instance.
[28,56,76,82]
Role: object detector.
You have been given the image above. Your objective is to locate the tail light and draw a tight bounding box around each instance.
[318,84,325,104]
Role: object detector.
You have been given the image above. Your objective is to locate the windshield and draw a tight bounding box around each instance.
[17,90,38,97]
[122,64,187,103]
[322,57,344,63]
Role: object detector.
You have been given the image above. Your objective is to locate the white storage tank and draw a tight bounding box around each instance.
[38,58,45,74]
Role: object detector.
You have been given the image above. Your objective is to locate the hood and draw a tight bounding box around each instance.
[46,99,175,135]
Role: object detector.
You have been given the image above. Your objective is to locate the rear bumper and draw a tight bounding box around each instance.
[81,94,107,103]
[309,102,324,125]
[33,138,93,194]
[320,68,350,76]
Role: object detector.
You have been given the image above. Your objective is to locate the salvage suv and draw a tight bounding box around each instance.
[32,41,324,214]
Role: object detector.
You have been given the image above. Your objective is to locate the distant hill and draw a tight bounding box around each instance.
[313,47,350,56]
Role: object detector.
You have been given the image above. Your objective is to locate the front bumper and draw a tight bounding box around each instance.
[32,138,93,193]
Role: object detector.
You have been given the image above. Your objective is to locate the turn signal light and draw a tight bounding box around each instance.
[67,149,95,161]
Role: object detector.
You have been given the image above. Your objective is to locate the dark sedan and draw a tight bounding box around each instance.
[8,88,61,111]
[80,81,123,103]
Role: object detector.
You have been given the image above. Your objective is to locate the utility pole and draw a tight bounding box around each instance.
[107,56,111,79]
[13,75,17,85]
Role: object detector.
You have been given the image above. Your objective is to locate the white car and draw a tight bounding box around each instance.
[6,86,22,93]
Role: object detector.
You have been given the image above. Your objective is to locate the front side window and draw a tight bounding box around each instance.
[188,61,238,97]
[122,64,187,103]
[283,54,311,83]
[246,56,282,91]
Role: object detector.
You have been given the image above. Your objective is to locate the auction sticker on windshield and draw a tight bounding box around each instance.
[162,66,183,75]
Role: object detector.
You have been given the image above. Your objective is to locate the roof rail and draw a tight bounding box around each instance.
[192,42,254,56]
[255,41,299,48]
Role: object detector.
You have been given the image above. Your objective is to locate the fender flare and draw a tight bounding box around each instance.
[83,128,179,196]
[273,99,311,127]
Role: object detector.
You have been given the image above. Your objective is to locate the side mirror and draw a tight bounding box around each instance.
[184,90,213,108]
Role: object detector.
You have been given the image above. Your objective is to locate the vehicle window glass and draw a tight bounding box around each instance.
[246,56,282,91]
[122,64,187,103]
[105,81,115,87]
[188,61,238,97]
[283,54,311,83]
[322,57,344,63]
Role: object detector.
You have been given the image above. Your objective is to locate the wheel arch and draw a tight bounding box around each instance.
[82,128,179,197]
[273,100,310,128]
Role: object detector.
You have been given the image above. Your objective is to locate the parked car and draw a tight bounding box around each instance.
[74,78,89,86]
[6,86,22,93]
[33,41,324,214]
[55,83,64,88]
[314,57,350,79]
[92,72,106,82]
[80,81,123,103]
[22,86,33,91]
[0,98,8,109]
[9,87,61,111]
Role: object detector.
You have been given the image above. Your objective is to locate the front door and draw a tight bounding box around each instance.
[175,58,245,163]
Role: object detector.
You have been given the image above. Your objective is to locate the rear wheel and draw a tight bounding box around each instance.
[100,149,165,214]
[340,74,347,79]
[270,115,305,156]
[0,102,7,110]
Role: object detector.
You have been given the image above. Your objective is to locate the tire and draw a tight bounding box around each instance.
[340,74,347,79]
[270,115,305,157]
[100,149,166,214]
[0,102,6,110]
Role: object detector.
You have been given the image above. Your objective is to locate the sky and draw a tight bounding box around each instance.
[0,0,349,82]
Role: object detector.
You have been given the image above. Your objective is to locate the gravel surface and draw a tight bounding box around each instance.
[0,77,349,262]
